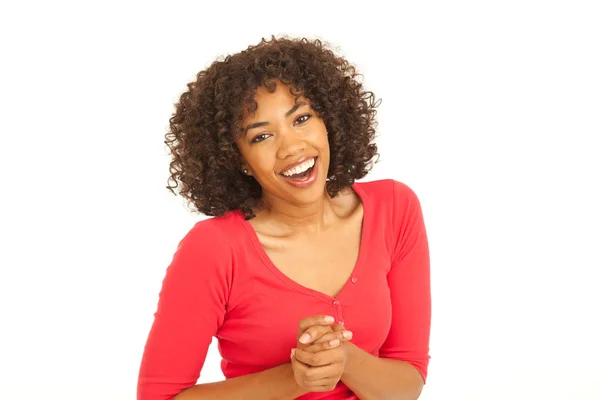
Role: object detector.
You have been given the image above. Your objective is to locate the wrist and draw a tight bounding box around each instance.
[341,341,359,380]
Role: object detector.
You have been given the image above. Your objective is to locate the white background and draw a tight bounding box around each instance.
[1,1,599,399]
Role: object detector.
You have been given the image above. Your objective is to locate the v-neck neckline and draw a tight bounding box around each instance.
[234,182,371,303]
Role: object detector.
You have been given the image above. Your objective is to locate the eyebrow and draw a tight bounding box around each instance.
[244,101,308,135]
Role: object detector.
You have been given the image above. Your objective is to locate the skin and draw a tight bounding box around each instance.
[235,81,358,393]
[235,79,338,234]
[292,316,353,393]
[174,80,425,399]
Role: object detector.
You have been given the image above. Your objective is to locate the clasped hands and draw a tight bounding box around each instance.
[291,315,354,393]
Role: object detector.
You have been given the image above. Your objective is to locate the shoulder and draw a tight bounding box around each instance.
[172,211,242,266]
[183,211,239,243]
[355,179,424,234]
[354,178,420,204]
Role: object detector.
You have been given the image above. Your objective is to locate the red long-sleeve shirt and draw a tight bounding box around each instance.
[137,179,431,399]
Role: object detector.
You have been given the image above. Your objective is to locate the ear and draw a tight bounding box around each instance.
[241,165,252,176]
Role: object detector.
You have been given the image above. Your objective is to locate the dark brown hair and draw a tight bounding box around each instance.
[165,35,380,219]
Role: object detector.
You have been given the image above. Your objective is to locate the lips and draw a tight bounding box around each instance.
[278,156,318,176]
[279,156,319,188]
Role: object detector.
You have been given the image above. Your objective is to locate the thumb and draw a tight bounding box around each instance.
[330,322,346,332]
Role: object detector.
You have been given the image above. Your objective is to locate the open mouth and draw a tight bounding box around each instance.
[279,156,318,181]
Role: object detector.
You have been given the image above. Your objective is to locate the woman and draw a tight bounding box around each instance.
[137,36,431,400]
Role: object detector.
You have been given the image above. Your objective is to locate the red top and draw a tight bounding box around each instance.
[137,179,431,400]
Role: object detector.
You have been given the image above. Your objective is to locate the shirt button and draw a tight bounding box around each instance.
[333,300,340,306]
[351,277,357,283]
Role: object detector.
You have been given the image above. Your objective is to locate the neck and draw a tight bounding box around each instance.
[258,189,338,236]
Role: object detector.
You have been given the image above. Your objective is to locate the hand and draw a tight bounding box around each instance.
[291,315,353,393]
[296,317,353,351]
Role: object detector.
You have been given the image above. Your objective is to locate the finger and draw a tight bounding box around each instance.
[302,383,338,393]
[291,352,341,393]
[291,350,310,372]
[298,325,335,345]
[300,362,340,383]
[297,315,335,337]
[293,346,337,367]
[330,323,346,332]
[303,377,340,389]
[303,337,341,353]
[304,332,354,353]
[311,330,353,345]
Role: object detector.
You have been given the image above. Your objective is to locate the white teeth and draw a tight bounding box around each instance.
[282,157,315,176]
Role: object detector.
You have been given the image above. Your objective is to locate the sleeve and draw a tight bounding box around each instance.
[378,180,432,384]
[137,222,233,400]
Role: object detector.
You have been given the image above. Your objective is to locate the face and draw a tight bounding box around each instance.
[235,80,330,208]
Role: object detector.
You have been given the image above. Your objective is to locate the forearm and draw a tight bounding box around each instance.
[174,362,309,400]
[341,343,424,400]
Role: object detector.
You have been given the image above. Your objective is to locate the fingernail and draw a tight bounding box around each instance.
[299,333,311,344]
[291,349,295,359]
[329,339,340,346]
[323,316,335,323]
[343,331,353,339]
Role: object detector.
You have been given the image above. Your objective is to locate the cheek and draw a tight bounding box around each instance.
[315,122,329,146]
[318,132,330,153]
[249,150,277,174]
[256,159,276,174]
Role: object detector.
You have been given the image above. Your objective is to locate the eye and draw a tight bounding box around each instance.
[295,114,312,124]
[251,133,270,144]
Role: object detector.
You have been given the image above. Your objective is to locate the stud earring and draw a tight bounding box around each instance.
[242,168,248,174]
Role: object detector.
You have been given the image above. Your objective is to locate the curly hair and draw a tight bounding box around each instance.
[165,35,381,219]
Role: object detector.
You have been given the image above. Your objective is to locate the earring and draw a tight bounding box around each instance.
[242,168,248,175]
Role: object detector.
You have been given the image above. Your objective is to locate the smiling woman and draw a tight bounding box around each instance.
[163,35,380,220]
[236,80,329,197]
[138,35,431,400]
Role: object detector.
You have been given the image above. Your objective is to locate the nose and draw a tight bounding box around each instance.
[276,128,305,160]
